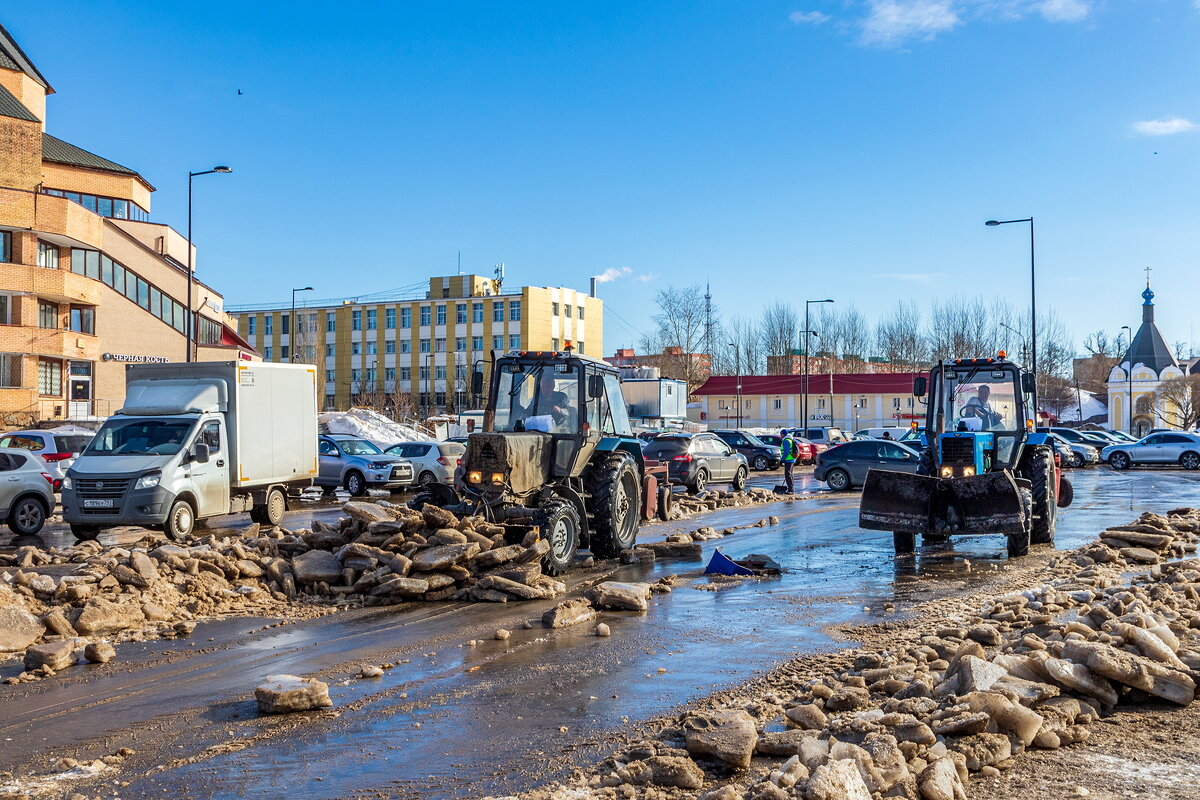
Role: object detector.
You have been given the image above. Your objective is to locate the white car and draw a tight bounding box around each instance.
[1101,432,1200,471]
[0,448,56,535]
[385,441,466,486]
[0,429,94,491]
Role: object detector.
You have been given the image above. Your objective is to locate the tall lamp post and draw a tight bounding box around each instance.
[729,341,741,427]
[1000,322,1028,365]
[186,166,232,362]
[290,286,313,362]
[803,298,834,432]
[985,217,1036,416]
[1121,324,1133,434]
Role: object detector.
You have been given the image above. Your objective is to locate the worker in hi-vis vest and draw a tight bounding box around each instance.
[780,428,798,494]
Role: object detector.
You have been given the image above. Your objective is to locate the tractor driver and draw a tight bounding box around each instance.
[962,385,1003,430]
[523,372,577,432]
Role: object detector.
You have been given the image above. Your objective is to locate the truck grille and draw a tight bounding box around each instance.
[940,437,975,466]
[75,477,131,515]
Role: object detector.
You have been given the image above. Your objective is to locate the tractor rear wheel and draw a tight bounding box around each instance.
[1007,487,1033,557]
[536,498,580,576]
[917,447,934,476]
[585,452,641,558]
[1026,445,1057,545]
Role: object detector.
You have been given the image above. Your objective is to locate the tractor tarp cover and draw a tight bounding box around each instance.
[466,432,552,495]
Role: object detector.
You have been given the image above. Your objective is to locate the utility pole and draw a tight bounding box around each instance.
[704,282,713,374]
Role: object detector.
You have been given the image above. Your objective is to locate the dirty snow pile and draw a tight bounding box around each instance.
[670,488,795,521]
[319,407,433,446]
[524,509,1200,800]
[0,501,566,683]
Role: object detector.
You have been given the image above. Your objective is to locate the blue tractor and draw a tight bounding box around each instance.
[859,356,1073,557]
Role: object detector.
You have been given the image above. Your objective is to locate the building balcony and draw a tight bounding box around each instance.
[0,324,100,362]
[0,262,102,305]
[34,192,105,249]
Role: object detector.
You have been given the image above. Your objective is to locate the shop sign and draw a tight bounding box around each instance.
[102,353,169,363]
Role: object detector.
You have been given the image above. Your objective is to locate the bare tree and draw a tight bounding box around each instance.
[729,315,765,376]
[1175,341,1191,361]
[759,301,799,363]
[839,307,870,367]
[646,285,712,386]
[926,296,991,362]
[874,302,927,370]
[1157,375,1200,430]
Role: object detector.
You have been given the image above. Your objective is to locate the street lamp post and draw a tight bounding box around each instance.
[1121,324,1133,434]
[186,166,232,362]
[985,217,1036,415]
[1000,322,1028,365]
[729,341,741,427]
[290,286,313,362]
[802,298,833,433]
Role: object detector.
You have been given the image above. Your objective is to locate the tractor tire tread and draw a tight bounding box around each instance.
[585,452,640,558]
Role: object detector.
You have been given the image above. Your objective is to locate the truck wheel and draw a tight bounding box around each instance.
[1026,445,1057,544]
[164,499,196,540]
[536,499,580,576]
[70,524,101,541]
[893,531,915,554]
[7,496,47,536]
[1007,488,1032,557]
[657,485,673,521]
[252,487,286,527]
[585,453,640,557]
[731,466,748,491]
[344,471,367,497]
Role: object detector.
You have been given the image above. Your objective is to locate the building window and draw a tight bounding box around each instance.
[365,367,376,382]
[509,334,520,349]
[326,315,335,333]
[279,314,289,335]
[435,365,447,380]
[366,341,378,355]
[718,399,728,410]
[552,302,560,316]
[325,343,335,357]
[420,306,431,326]
[578,306,585,320]
[386,308,396,329]
[455,337,466,351]
[385,340,396,354]
[69,306,95,335]
[436,305,447,325]
[326,369,335,382]
[420,339,431,353]
[0,232,10,263]
[36,241,59,269]
[37,359,62,396]
[509,300,521,321]
[402,307,412,328]
[552,338,559,350]
[892,397,901,410]
[366,309,377,330]
[325,394,336,409]
[855,398,867,409]
[472,302,484,323]
[456,304,467,324]
[773,398,782,410]
[264,346,272,360]
[907,397,914,408]
[419,365,430,382]
[352,342,361,356]
[817,398,826,409]
[436,338,446,352]
[472,336,483,351]
[493,302,504,323]
[400,367,411,381]
[38,300,59,329]
[247,317,256,336]
[385,367,395,381]
[265,316,273,335]
[351,368,362,381]
[401,339,412,354]
[0,353,20,387]
[0,295,10,325]
[565,305,572,318]
[197,317,221,345]
[493,335,503,350]
[352,310,362,331]
[41,188,149,221]
[281,345,290,360]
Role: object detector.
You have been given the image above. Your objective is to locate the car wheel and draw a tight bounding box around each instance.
[825,468,851,491]
[418,471,438,486]
[752,455,769,471]
[344,471,367,496]
[1108,452,1131,470]
[1181,452,1200,471]
[1070,453,1084,468]
[7,496,47,536]
[164,499,195,540]
[731,466,748,491]
[689,470,708,495]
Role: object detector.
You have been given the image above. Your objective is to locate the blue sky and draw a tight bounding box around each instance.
[7,1,1200,355]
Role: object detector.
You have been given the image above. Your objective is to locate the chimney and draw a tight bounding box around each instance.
[589,277,598,298]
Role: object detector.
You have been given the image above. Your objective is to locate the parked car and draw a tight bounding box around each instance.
[0,448,56,535]
[1045,432,1099,468]
[317,434,414,495]
[898,427,927,446]
[0,429,94,490]
[1039,427,1111,450]
[787,427,850,447]
[641,432,749,493]
[384,441,466,486]
[712,430,782,471]
[813,439,922,491]
[1044,433,1078,468]
[1101,432,1200,470]
[855,426,909,441]
[755,434,817,465]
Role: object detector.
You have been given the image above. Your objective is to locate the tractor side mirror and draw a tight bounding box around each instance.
[588,374,605,399]
[1021,373,1036,395]
[471,370,484,396]
[913,377,927,398]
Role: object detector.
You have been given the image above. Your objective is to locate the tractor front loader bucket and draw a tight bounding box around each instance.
[860,469,1026,534]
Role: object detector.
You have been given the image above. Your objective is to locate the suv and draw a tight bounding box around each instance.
[712,430,782,471]
[317,434,414,496]
[1038,427,1111,450]
[756,434,817,465]
[385,441,466,486]
[0,449,55,535]
[642,432,748,493]
[0,429,94,491]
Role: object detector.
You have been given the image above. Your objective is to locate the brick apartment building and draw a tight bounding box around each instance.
[231,274,602,412]
[0,22,252,425]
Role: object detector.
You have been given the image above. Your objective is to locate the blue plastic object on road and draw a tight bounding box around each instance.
[704,549,756,577]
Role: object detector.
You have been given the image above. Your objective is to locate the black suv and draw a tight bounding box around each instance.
[642,432,749,493]
[712,429,782,471]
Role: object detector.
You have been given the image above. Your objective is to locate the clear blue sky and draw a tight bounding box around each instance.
[7,1,1199,355]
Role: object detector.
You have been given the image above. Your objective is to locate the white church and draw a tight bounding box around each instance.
[1106,284,1195,436]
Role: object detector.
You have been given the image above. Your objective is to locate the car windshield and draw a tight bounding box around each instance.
[338,439,383,455]
[741,432,769,447]
[492,362,581,434]
[85,418,195,456]
[942,368,1020,432]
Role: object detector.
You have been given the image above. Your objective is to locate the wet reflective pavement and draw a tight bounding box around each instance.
[3,468,1200,798]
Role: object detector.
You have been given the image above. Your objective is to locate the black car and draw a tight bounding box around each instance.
[641,432,749,493]
[712,429,782,471]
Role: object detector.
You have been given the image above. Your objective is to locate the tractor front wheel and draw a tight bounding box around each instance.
[585,453,641,558]
[536,499,580,576]
[1026,445,1057,545]
[1007,487,1033,557]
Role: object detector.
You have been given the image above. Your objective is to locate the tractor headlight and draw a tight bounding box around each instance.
[940,466,953,478]
[963,466,976,477]
[490,472,505,484]
[468,470,482,484]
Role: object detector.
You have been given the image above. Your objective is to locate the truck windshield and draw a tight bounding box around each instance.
[942,368,1020,433]
[493,362,580,434]
[84,418,196,456]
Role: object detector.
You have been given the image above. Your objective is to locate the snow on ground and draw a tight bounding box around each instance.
[1045,388,1107,423]
[318,408,434,447]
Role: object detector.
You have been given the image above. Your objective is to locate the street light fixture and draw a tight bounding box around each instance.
[186,166,232,362]
[985,217,1036,415]
[290,287,314,362]
[1121,324,1133,434]
[1000,322,1028,365]
[803,299,834,433]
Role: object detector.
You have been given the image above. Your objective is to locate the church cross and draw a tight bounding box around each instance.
[1145,265,1152,286]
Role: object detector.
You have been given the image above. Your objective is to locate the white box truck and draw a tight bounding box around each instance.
[62,361,318,541]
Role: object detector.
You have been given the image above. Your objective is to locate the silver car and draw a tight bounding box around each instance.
[0,429,94,491]
[384,441,466,486]
[1046,433,1098,468]
[317,434,414,496]
[1101,432,1200,471]
[0,448,56,535]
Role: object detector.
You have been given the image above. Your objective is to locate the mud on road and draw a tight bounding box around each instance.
[2,468,1198,799]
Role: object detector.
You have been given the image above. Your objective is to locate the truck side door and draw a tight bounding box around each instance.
[190,420,230,518]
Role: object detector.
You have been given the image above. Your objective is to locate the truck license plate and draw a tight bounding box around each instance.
[83,498,115,509]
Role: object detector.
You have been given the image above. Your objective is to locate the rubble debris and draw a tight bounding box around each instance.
[255,674,333,714]
[83,640,116,664]
[586,582,653,612]
[543,598,597,629]
[595,623,612,637]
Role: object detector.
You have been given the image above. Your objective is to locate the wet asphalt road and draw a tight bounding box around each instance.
[3,468,1200,798]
